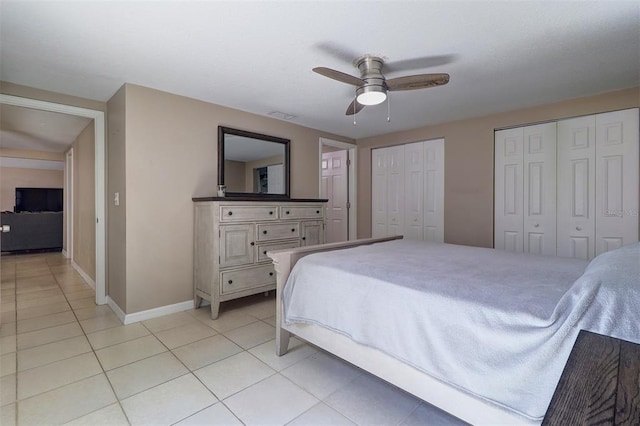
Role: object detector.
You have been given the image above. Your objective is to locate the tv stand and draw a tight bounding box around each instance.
[0,212,63,252]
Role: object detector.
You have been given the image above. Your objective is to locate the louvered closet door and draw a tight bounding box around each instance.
[371,148,388,238]
[557,116,596,260]
[495,128,524,252]
[404,142,424,240]
[523,123,556,255]
[423,139,445,242]
[595,109,639,255]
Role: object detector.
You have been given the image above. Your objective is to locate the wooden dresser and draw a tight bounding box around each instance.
[543,330,640,425]
[193,197,326,319]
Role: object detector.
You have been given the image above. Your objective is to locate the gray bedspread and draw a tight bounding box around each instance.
[282,240,640,421]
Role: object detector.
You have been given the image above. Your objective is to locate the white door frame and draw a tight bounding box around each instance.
[65,148,74,260]
[319,138,357,240]
[0,94,107,305]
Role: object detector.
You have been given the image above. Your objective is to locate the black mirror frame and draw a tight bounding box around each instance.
[218,126,291,199]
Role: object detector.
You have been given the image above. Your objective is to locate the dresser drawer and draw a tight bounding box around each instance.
[220,205,277,222]
[220,264,276,295]
[257,241,300,262]
[256,222,300,241]
[279,205,323,219]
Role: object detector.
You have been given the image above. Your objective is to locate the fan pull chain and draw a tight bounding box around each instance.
[387,92,391,123]
[353,89,357,126]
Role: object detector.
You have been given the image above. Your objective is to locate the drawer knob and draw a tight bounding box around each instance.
[227,211,233,216]
[228,280,233,284]
[263,250,267,255]
[576,226,582,231]
[269,211,273,215]
[286,211,290,215]
[316,210,320,214]
[291,228,295,232]
[250,242,255,246]
[269,272,274,276]
[302,237,306,241]
[263,230,268,235]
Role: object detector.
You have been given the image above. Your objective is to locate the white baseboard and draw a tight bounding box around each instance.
[62,249,68,258]
[119,300,195,325]
[72,261,96,290]
[106,296,126,323]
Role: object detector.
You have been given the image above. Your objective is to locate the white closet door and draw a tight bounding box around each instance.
[423,139,445,242]
[371,148,388,238]
[523,123,557,255]
[557,115,596,260]
[595,109,639,255]
[495,128,524,252]
[386,145,405,237]
[404,142,424,240]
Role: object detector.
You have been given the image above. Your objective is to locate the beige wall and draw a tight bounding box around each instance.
[107,86,127,310]
[0,149,64,162]
[71,122,96,280]
[1,81,106,112]
[356,87,640,247]
[112,83,352,314]
[0,166,63,212]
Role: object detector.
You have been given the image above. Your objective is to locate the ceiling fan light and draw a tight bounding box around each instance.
[356,85,387,106]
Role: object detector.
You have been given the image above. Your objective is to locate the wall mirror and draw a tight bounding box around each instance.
[218,126,290,198]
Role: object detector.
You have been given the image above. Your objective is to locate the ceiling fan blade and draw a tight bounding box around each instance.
[386,73,450,91]
[345,100,365,116]
[313,67,366,86]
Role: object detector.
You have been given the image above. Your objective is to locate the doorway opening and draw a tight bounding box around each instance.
[0,94,107,305]
[319,138,357,242]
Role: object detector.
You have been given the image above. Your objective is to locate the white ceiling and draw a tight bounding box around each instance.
[0,1,638,141]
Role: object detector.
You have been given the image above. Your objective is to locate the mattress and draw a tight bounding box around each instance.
[282,240,640,421]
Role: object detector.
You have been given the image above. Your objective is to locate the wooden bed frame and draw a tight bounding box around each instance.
[268,236,540,426]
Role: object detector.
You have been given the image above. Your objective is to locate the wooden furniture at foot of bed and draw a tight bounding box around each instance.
[543,330,640,424]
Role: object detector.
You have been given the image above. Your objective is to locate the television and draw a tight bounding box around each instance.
[15,188,63,213]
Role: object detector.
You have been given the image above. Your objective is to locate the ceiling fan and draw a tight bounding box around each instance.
[313,55,450,116]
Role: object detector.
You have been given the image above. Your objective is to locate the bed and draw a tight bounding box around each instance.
[267,236,640,425]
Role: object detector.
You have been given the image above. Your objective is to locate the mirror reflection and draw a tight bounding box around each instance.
[218,127,290,197]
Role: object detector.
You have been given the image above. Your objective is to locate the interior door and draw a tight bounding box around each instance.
[371,148,388,238]
[494,128,524,252]
[423,139,445,242]
[594,108,639,255]
[557,115,596,260]
[321,150,349,243]
[403,142,424,240]
[386,145,405,237]
[523,123,557,255]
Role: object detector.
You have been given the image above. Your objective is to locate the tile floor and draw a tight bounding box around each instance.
[0,251,466,425]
